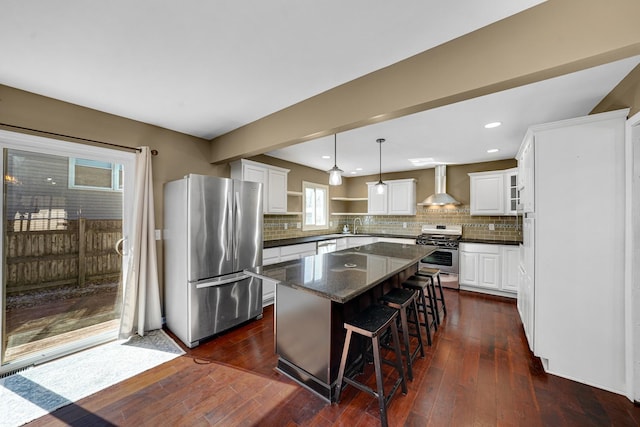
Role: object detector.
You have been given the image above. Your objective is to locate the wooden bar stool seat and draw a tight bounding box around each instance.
[335,304,407,427]
[379,288,424,381]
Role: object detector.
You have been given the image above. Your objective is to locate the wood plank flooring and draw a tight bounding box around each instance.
[27,290,640,426]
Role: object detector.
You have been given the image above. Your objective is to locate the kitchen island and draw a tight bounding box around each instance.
[245,242,436,402]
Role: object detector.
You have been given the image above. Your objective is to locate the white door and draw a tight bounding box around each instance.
[0,130,134,374]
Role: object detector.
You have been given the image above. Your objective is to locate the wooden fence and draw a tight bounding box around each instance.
[5,219,122,294]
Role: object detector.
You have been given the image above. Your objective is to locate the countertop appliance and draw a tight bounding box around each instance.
[415,224,462,289]
[163,174,263,348]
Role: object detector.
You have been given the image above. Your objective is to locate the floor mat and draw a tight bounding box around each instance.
[0,329,184,427]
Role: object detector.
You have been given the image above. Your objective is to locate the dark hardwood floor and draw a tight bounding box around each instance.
[28,290,640,426]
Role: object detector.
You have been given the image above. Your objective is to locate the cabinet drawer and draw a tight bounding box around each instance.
[280,242,317,256]
[460,243,500,254]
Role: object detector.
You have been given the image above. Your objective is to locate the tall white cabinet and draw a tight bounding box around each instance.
[517,109,628,395]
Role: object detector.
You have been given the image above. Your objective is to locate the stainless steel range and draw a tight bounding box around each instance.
[415,224,462,289]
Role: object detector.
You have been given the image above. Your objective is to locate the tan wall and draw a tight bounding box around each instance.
[591,63,640,117]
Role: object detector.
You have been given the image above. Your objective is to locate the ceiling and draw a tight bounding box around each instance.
[268,56,640,176]
[1,1,638,177]
[1,0,544,139]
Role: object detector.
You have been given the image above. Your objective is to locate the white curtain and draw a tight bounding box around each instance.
[119,146,162,338]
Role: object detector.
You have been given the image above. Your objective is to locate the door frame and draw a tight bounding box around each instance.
[625,111,640,402]
[0,129,135,375]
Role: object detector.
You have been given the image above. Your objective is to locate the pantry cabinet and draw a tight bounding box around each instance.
[231,159,289,214]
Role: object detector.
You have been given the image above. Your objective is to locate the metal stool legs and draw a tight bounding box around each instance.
[380,288,424,381]
[403,276,438,344]
[417,267,447,323]
[335,305,407,427]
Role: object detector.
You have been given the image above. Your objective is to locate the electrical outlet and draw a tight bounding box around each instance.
[283,223,288,230]
[155,229,162,240]
[403,222,407,229]
[488,223,495,231]
[296,222,301,229]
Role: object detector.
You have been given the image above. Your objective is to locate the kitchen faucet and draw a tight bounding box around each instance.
[353,217,362,235]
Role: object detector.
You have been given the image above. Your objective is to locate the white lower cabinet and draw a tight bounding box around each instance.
[459,242,518,297]
[501,246,519,292]
[345,236,376,248]
[261,247,281,306]
[261,242,316,306]
[376,237,415,245]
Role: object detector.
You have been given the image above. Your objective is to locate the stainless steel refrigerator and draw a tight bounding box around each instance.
[163,174,263,348]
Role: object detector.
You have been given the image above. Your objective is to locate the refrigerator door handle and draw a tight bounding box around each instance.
[195,272,249,289]
[226,198,233,261]
[234,191,240,262]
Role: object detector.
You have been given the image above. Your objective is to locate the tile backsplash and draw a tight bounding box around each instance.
[264,205,522,242]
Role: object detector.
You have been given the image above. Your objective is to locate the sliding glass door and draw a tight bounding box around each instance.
[0,130,134,373]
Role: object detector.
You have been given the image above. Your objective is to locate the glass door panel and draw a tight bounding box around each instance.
[1,147,129,366]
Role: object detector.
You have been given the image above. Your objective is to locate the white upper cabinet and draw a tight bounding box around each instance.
[367,178,416,215]
[468,168,518,216]
[516,136,535,213]
[367,183,388,215]
[231,159,289,214]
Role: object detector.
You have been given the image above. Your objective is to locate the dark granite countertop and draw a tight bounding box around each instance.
[246,242,436,303]
[460,239,522,246]
[263,233,418,248]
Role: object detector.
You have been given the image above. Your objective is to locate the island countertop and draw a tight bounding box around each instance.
[245,242,436,304]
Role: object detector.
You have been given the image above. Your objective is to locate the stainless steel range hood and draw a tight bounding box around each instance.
[420,165,461,206]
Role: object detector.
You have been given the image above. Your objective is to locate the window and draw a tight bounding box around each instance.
[68,158,123,191]
[303,181,328,231]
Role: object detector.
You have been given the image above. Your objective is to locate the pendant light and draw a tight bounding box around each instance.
[375,138,386,194]
[327,134,343,186]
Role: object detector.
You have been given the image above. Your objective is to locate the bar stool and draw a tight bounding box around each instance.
[417,267,447,320]
[379,288,424,381]
[402,275,438,345]
[335,304,407,427]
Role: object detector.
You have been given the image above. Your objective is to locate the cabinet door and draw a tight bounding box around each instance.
[459,251,479,286]
[347,236,376,248]
[267,169,287,213]
[367,184,387,214]
[505,171,520,215]
[501,246,519,292]
[470,173,504,215]
[243,164,268,213]
[387,180,416,215]
[478,253,500,289]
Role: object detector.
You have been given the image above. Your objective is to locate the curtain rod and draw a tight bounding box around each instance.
[0,122,159,155]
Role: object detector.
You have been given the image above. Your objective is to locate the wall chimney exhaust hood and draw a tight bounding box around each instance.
[420,164,461,206]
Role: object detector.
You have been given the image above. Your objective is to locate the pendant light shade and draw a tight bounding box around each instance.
[327,134,343,186]
[375,138,386,194]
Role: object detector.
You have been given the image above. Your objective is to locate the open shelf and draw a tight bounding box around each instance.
[287,191,303,196]
[330,197,367,201]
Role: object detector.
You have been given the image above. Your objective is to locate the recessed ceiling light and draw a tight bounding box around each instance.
[350,171,357,175]
[484,122,502,129]
[487,148,500,153]
[321,155,331,159]
[356,167,363,171]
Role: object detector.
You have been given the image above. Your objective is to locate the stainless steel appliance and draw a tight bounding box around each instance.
[163,174,263,348]
[415,224,462,289]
